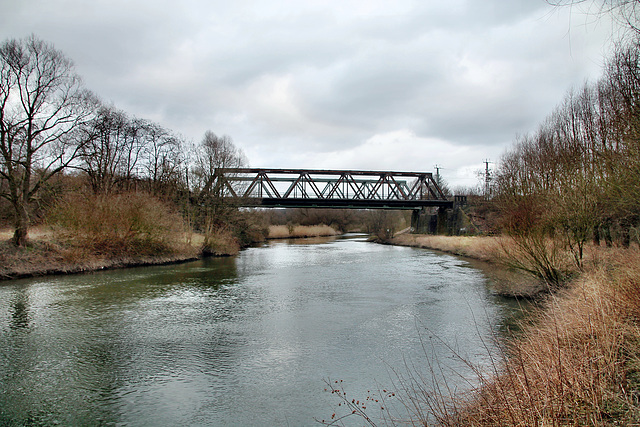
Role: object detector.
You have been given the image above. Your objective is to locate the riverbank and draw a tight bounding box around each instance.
[267,224,339,239]
[446,248,640,426]
[388,234,547,297]
[384,234,640,425]
[389,234,502,262]
[0,224,344,281]
[0,230,203,280]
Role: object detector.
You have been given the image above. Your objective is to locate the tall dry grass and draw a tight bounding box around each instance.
[201,226,240,256]
[268,224,339,239]
[49,191,188,256]
[440,250,640,426]
[373,247,640,426]
[390,234,503,263]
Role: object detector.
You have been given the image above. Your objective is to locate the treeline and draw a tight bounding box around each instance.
[0,35,412,255]
[0,35,260,253]
[492,37,640,279]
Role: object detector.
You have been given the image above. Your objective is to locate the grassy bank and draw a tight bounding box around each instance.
[390,234,503,263]
[383,235,640,425]
[0,227,204,280]
[0,224,339,280]
[441,249,640,426]
[267,224,339,239]
[0,223,339,281]
[0,191,259,280]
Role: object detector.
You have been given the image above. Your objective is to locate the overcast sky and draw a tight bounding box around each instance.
[1,0,620,188]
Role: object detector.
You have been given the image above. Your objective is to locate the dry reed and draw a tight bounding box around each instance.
[364,236,640,425]
[202,226,240,256]
[268,224,339,239]
[443,252,640,426]
[0,193,205,280]
[390,234,503,263]
[49,191,187,256]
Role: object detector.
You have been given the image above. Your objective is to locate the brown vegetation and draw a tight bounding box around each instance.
[0,227,201,280]
[49,191,187,256]
[436,249,640,426]
[390,234,502,263]
[201,226,241,256]
[268,224,339,239]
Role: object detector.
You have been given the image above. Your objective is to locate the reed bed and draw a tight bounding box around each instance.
[434,250,640,426]
[374,237,640,426]
[390,234,503,263]
[268,224,339,239]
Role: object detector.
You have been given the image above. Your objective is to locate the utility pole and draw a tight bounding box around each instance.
[483,159,492,199]
[434,164,442,186]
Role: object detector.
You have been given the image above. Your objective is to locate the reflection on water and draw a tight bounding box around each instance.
[0,234,527,426]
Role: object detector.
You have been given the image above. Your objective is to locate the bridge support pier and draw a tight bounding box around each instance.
[411,209,425,233]
[437,207,448,235]
[411,207,452,235]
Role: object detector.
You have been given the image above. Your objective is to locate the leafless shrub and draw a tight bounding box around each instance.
[49,191,185,256]
[268,224,338,239]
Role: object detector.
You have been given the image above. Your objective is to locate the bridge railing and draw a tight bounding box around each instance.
[215,168,451,209]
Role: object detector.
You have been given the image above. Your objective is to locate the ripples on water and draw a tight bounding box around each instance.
[0,234,524,425]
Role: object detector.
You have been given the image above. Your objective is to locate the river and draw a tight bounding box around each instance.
[0,234,525,426]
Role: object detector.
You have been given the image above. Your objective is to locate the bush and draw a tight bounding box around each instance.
[201,226,240,256]
[49,191,186,256]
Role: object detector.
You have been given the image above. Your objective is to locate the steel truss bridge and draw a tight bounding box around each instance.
[216,168,453,209]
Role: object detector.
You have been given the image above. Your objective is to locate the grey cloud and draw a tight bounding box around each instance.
[0,0,619,185]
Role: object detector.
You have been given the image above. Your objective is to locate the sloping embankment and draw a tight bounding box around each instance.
[0,240,201,281]
[386,234,640,425]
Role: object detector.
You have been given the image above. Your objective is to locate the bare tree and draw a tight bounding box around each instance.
[141,121,184,197]
[191,131,247,239]
[548,0,640,34]
[192,131,246,198]
[80,106,166,195]
[79,105,128,194]
[0,36,94,246]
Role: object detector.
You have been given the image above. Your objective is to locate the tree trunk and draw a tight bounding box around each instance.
[621,221,631,248]
[11,201,29,247]
[603,221,613,247]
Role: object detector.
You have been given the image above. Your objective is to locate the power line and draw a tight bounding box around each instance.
[483,159,492,199]
[434,164,443,186]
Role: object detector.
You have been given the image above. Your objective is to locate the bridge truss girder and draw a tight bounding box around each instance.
[216,168,452,209]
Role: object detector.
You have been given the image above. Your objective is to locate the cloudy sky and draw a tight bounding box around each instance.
[1,0,620,188]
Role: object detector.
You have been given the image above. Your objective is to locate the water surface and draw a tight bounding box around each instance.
[0,234,523,425]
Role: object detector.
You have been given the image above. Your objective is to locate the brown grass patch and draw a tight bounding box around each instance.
[49,192,188,256]
[0,233,202,280]
[268,224,339,239]
[390,234,503,263]
[441,252,640,426]
[202,227,240,256]
[0,192,206,280]
[0,226,54,242]
[378,247,640,426]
